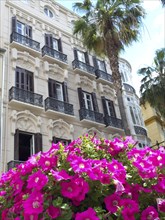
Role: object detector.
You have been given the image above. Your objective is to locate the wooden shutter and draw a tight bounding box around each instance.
[93,56,99,70]
[14,129,19,160]
[45,34,53,48]
[109,101,116,117]
[84,52,90,64]
[92,92,99,112]
[101,96,108,115]
[34,133,42,153]
[62,82,69,103]
[58,38,63,52]
[48,78,57,98]
[73,48,78,60]
[12,16,17,32]
[25,25,32,38]
[77,88,85,108]
[103,60,107,73]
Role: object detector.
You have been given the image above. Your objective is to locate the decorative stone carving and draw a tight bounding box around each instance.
[10,110,42,135]
[75,75,95,93]
[86,127,105,138]
[47,119,74,142]
[98,83,116,99]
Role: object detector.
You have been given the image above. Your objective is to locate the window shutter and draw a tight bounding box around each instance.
[14,129,19,160]
[103,61,107,73]
[45,34,53,48]
[52,136,57,144]
[48,79,53,97]
[25,25,32,38]
[58,38,63,52]
[101,96,108,115]
[77,88,85,108]
[73,48,78,60]
[34,133,42,153]
[93,56,99,70]
[91,92,99,112]
[62,82,69,103]
[84,52,90,64]
[12,16,17,32]
[110,101,116,117]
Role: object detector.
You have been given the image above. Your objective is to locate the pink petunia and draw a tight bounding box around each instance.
[104,193,121,213]
[141,206,160,220]
[38,154,57,171]
[157,198,165,212]
[61,181,81,199]
[27,170,48,191]
[75,207,100,220]
[23,191,43,215]
[47,205,61,218]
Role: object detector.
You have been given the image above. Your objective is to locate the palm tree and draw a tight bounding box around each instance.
[138,48,165,118]
[73,0,145,135]
[161,0,165,6]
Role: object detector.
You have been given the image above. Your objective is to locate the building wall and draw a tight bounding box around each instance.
[141,102,165,146]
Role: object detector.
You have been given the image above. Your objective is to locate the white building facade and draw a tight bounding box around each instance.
[0,0,148,174]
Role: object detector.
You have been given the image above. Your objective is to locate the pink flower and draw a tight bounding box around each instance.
[47,205,61,218]
[27,170,48,191]
[38,154,57,171]
[69,155,92,174]
[141,206,159,220]
[157,198,165,212]
[104,193,121,213]
[75,207,100,220]
[51,169,71,181]
[23,191,43,215]
[61,181,80,199]
[121,199,139,220]
[24,213,38,220]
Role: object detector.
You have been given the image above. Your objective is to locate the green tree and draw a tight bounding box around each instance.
[138,48,165,118]
[73,0,145,135]
[161,0,165,6]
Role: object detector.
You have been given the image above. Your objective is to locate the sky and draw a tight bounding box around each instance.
[56,0,165,96]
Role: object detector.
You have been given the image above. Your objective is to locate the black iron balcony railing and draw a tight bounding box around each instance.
[134,126,147,136]
[72,59,95,75]
[123,83,136,93]
[7,160,24,171]
[42,46,67,63]
[9,87,43,107]
[104,115,123,129]
[45,97,74,116]
[79,108,104,124]
[95,69,113,82]
[10,32,40,51]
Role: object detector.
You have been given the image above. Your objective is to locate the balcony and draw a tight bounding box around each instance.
[45,97,74,116]
[42,46,68,68]
[9,87,43,109]
[134,126,147,136]
[79,108,104,125]
[95,69,113,84]
[104,115,123,129]
[7,160,24,171]
[72,59,95,79]
[10,32,40,55]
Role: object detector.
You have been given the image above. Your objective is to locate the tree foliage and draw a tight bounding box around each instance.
[138,48,165,118]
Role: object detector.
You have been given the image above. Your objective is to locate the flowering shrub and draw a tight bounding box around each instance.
[1,134,165,219]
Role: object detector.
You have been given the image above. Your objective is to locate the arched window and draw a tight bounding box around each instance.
[44,7,53,18]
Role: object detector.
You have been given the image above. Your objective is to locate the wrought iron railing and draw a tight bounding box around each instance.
[123,83,136,93]
[104,115,123,129]
[72,59,95,75]
[7,160,24,170]
[95,69,113,82]
[134,126,147,136]
[10,32,40,51]
[42,46,67,63]
[9,87,43,107]
[45,97,74,115]
[79,108,104,124]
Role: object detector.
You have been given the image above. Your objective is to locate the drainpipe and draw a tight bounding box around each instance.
[0,48,6,176]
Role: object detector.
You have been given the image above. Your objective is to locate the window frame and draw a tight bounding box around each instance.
[105,99,116,117]
[44,7,54,18]
[83,91,94,111]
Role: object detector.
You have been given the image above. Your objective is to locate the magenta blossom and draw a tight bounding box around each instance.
[104,193,121,213]
[75,207,100,220]
[141,206,160,220]
[27,170,48,191]
[47,205,61,218]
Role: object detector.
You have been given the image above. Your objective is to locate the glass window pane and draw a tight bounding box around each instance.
[77,51,85,63]
[97,60,105,72]
[53,39,58,50]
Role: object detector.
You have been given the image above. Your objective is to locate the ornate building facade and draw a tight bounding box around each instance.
[0,0,148,173]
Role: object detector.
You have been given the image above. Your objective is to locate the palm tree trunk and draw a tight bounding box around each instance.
[106,41,131,136]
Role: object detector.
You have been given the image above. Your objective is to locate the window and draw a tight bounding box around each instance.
[14,130,42,161]
[53,137,71,146]
[15,67,34,92]
[77,50,86,63]
[83,92,93,111]
[48,79,69,102]
[45,34,63,52]
[97,59,106,72]
[106,100,116,117]
[15,21,32,38]
[129,106,144,126]
[74,49,89,64]
[44,7,53,18]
